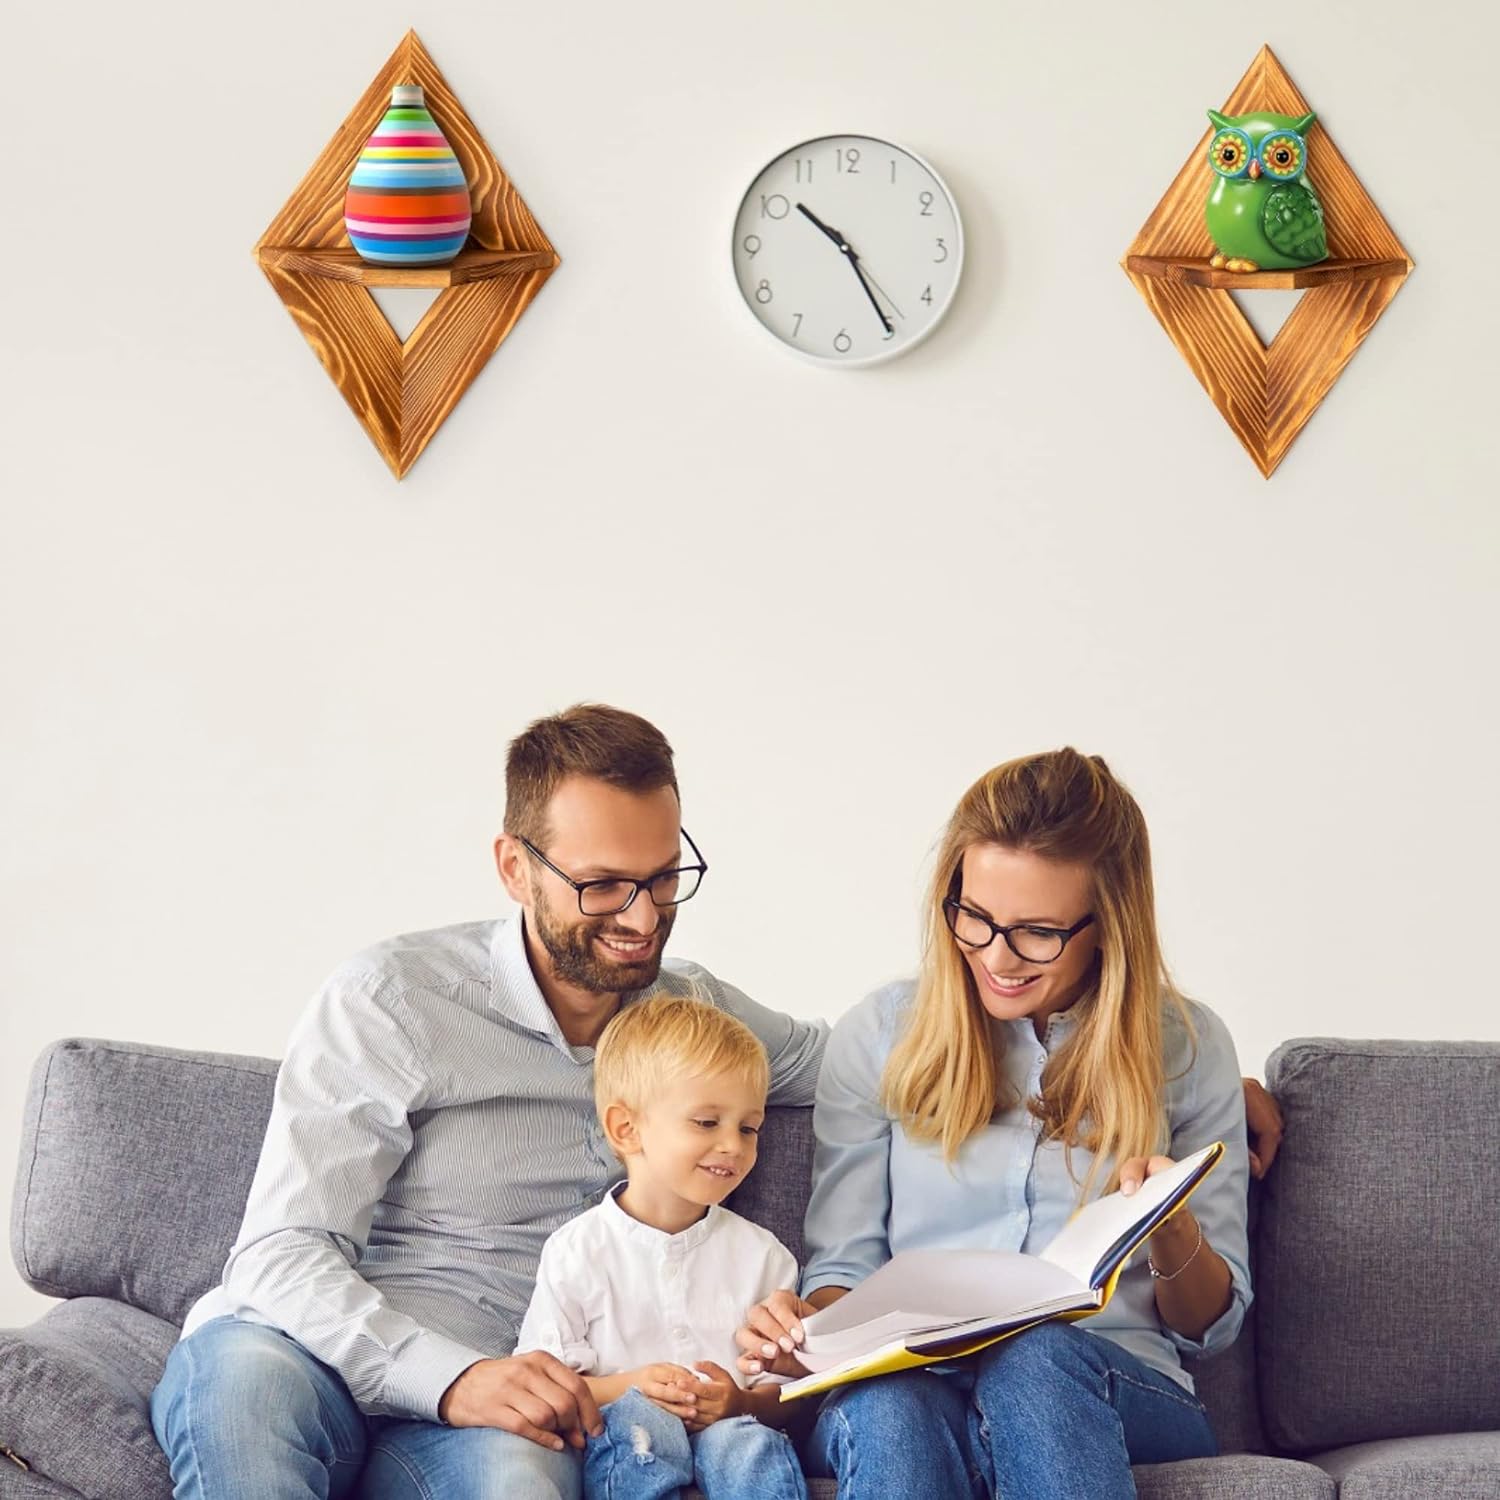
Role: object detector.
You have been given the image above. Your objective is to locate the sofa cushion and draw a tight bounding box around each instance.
[1257,1039,1500,1453]
[0,1466,85,1499]
[0,1296,174,1500]
[1134,1455,1334,1499]
[11,1039,278,1326]
[724,1105,815,1264]
[1309,1431,1500,1499]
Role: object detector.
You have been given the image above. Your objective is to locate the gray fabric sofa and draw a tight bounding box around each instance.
[4,1037,1498,1499]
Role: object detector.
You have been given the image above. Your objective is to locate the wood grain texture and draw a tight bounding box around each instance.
[400,265,557,471]
[1265,274,1406,473]
[254,30,561,477]
[257,247,558,287]
[260,261,403,469]
[1127,272,1268,464]
[1125,255,1409,291]
[1121,45,1412,477]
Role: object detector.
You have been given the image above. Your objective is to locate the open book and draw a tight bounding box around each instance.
[780,1141,1224,1401]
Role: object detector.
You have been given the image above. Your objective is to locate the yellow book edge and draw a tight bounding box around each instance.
[780,1140,1225,1402]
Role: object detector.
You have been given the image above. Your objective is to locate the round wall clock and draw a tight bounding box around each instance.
[731,134,964,367]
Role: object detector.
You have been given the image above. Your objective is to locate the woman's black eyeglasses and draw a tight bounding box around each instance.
[943,898,1096,964]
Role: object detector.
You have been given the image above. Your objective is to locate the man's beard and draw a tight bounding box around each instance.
[531,883,675,995]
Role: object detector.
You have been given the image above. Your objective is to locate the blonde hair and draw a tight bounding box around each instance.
[594,993,770,1121]
[882,748,1192,1193]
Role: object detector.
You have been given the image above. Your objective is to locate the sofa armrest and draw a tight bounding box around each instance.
[0,1299,176,1500]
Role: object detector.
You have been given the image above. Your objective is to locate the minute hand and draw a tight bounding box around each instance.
[795,201,893,336]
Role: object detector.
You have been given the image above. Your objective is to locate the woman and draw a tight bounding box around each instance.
[737,749,1250,1499]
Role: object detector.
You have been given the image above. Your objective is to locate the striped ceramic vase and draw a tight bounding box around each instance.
[344,84,472,265]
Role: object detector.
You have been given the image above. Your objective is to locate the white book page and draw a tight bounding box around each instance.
[798,1289,1102,1371]
[797,1248,1087,1366]
[788,1288,1101,1384]
[905,1292,1101,1352]
[1039,1144,1218,1288]
[818,1307,977,1351]
[785,1336,910,1387]
[795,1313,952,1369]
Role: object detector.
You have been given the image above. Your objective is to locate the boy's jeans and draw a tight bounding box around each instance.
[806,1321,1217,1500]
[583,1388,807,1500]
[150,1316,579,1499]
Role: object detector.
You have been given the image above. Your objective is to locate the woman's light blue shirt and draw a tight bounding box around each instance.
[800,982,1252,1392]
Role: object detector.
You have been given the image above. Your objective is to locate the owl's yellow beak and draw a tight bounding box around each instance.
[1248,159,1262,180]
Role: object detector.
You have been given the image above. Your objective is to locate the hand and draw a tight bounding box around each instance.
[686,1362,747,1430]
[1117,1154,1177,1197]
[630,1362,702,1422]
[1243,1077,1284,1178]
[438,1352,602,1451]
[734,1289,816,1379]
[1117,1155,1207,1272]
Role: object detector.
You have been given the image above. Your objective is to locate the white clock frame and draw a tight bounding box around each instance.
[731,133,965,368]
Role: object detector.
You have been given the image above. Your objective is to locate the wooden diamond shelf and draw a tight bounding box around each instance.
[1122,45,1413,478]
[255,31,560,478]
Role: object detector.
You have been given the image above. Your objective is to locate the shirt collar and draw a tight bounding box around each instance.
[489,913,571,1044]
[602,1181,722,1253]
[996,1000,1082,1053]
[488,913,662,1059]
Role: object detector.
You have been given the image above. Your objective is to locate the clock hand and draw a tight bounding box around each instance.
[846,256,894,335]
[855,264,905,322]
[795,201,846,250]
[795,201,893,335]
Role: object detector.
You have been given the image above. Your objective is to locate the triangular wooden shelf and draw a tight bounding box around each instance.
[1122,46,1412,478]
[255,31,560,478]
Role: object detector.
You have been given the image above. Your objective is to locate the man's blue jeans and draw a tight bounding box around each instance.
[149,1316,581,1499]
[582,1388,806,1500]
[806,1322,1218,1500]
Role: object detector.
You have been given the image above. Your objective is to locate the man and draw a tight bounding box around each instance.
[150,703,1284,1499]
[150,705,827,1499]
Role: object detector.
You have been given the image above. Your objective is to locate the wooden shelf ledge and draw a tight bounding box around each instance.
[1124,254,1411,291]
[256,245,560,288]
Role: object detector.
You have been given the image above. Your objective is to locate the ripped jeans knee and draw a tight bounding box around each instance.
[583,1388,692,1499]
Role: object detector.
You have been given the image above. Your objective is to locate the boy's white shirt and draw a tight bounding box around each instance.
[516,1184,798,1389]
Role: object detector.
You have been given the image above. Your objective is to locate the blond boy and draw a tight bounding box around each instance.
[517,995,808,1500]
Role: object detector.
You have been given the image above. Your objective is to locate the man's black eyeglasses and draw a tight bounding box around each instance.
[942,898,1096,965]
[521,830,709,917]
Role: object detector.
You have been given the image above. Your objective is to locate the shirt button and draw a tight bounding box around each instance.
[675,1327,690,1341]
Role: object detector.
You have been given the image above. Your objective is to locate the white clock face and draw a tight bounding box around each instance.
[732,134,964,367]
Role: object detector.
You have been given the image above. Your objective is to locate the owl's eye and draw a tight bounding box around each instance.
[1259,131,1305,178]
[1208,128,1252,178]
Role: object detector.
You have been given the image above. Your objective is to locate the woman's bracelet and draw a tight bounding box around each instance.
[1147,1218,1204,1281]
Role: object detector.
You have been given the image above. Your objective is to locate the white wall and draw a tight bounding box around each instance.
[4,0,1496,1330]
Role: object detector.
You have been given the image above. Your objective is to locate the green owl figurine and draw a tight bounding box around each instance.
[1204,109,1327,272]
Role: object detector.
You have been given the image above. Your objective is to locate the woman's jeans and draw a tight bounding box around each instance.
[805,1322,1217,1500]
[583,1388,806,1500]
[150,1316,581,1499]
